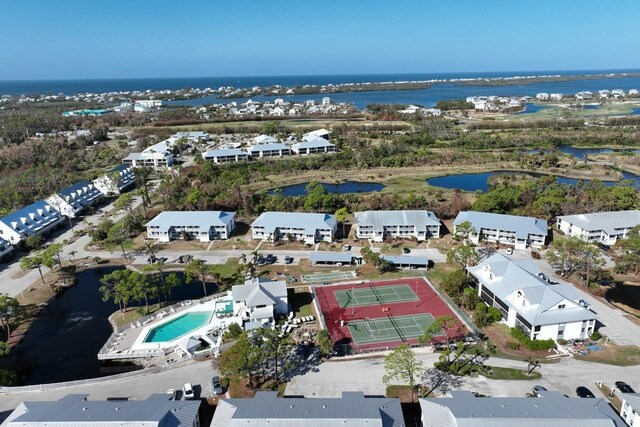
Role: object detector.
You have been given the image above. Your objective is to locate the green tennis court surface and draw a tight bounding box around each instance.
[301,271,357,283]
[348,313,437,344]
[335,284,418,307]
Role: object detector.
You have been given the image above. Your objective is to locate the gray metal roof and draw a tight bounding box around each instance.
[251,212,336,235]
[622,393,640,411]
[292,137,335,150]
[303,129,330,139]
[381,255,429,266]
[253,134,278,144]
[355,210,440,232]
[212,391,404,427]
[454,211,547,239]
[146,211,234,233]
[467,254,597,326]
[309,251,354,263]
[557,210,640,235]
[232,278,287,308]
[420,391,625,427]
[202,148,248,158]
[6,394,201,427]
[248,143,290,153]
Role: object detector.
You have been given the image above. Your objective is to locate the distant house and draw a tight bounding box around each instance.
[535,92,550,100]
[247,142,291,158]
[421,390,624,427]
[93,165,136,196]
[46,180,103,218]
[467,253,597,341]
[173,131,209,142]
[0,201,64,245]
[355,210,441,242]
[550,93,563,101]
[291,137,336,155]
[2,394,201,427]
[123,139,174,169]
[557,210,640,246]
[621,393,640,426]
[251,134,278,145]
[453,211,547,250]
[303,128,330,140]
[381,255,429,270]
[0,237,13,260]
[575,91,593,100]
[146,211,235,242]
[201,148,249,163]
[251,212,336,244]
[213,391,404,427]
[232,277,289,326]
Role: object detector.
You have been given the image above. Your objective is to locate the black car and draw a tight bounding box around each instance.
[616,381,636,393]
[576,386,595,398]
[402,247,411,254]
[284,255,293,264]
[257,255,266,265]
[265,254,276,264]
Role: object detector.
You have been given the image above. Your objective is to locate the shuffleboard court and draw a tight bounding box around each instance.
[334,284,418,307]
[348,313,437,344]
[301,271,357,283]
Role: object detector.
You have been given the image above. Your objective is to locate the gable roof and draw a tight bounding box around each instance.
[420,391,625,427]
[55,179,102,203]
[454,211,547,239]
[232,278,287,307]
[303,129,330,139]
[251,212,336,235]
[202,148,248,158]
[212,391,404,427]
[355,210,440,232]
[253,135,278,144]
[146,211,235,233]
[248,143,290,153]
[0,200,61,237]
[6,394,201,427]
[466,253,596,326]
[292,137,335,150]
[557,210,640,235]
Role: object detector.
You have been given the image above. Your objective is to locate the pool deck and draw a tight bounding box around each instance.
[98,292,241,362]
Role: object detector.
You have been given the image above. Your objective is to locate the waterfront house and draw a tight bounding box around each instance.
[93,164,136,196]
[466,253,597,341]
[536,92,550,100]
[291,136,336,155]
[201,148,249,163]
[557,210,640,246]
[453,211,547,250]
[251,212,336,244]
[355,210,441,242]
[3,394,201,427]
[213,391,404,427]
[146,211,235,242]
[232,277,289,326]
[46,180,103,218]
[421,390,624,427]
[0,201,64,245]
[550,93,563,101]
[123,139,174,169]
[247,142,291,158]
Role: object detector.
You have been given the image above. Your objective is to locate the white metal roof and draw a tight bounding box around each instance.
[454,211,547,239]
[355,210,440,232]
[557,210,640,235]
[146,211,235,233]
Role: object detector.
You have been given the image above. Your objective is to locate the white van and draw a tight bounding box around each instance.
[183,383,195,400]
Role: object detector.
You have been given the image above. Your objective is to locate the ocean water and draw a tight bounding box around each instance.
[2,69,640,109]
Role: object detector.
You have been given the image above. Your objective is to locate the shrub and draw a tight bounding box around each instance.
[507,342,521,350]
[590,330,602,341]
[510,327,555,351]
[474,303,501,327]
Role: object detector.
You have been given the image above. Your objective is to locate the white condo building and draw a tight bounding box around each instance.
[146,211,235,242]
[93,165,136,196]
[0,201,64,245]
[46,180,103,218]
[557,210,640,246]
[454,211,548,250]
[355,210,441,242]
[467,253,597,341]
[123,139,174,169]
[201,148,249,164]
[251,212,336,244]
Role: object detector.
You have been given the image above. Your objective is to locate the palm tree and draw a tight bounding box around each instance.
[524,356,540,376]
[143,242,158,259]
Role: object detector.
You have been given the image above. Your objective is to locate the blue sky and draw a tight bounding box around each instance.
[1,0,639,80]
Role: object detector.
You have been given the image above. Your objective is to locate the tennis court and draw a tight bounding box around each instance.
[301,270,357,283]
[335,284,418,307]
[348,313,437,344]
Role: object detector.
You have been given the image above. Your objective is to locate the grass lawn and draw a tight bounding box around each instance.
[484,366,541,380]
[288,287,314,317]
[575,343,640,366]
[109,303,165,328]
[386,385,420,403]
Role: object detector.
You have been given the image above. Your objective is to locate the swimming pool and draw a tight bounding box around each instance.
[144,311,213,343]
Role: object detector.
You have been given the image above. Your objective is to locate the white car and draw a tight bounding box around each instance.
[506,248,513,255]
[183,383,195,400]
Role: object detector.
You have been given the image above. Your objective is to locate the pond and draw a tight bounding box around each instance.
[516,103,550,115]
[0,267,218,385]
[269,181,385,196]
[426,170,636,193]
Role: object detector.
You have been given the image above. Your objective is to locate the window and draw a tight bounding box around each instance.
[558,304,566,309]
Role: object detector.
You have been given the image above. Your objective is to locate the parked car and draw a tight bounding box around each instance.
[257,255,266,265]
[616,381,636,393]
[211,376,223,395]
[576,386,595,398]
[284,255,293,264]
[532,385,547,396]
[342,245,351,252]
[166,389,178,400]
[177,255,193,264]
[506,248,513,255]
[265,254,276,264]
[402,247,411,254]
[183,383,195,400]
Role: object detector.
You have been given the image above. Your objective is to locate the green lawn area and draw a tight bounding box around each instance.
[210,258,241,281]
[109,303,164,328]
[288,287,314,317]
[484,366,541,380]
[575,344,640,366]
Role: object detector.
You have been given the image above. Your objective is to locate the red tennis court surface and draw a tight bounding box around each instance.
[314,277,468,354]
